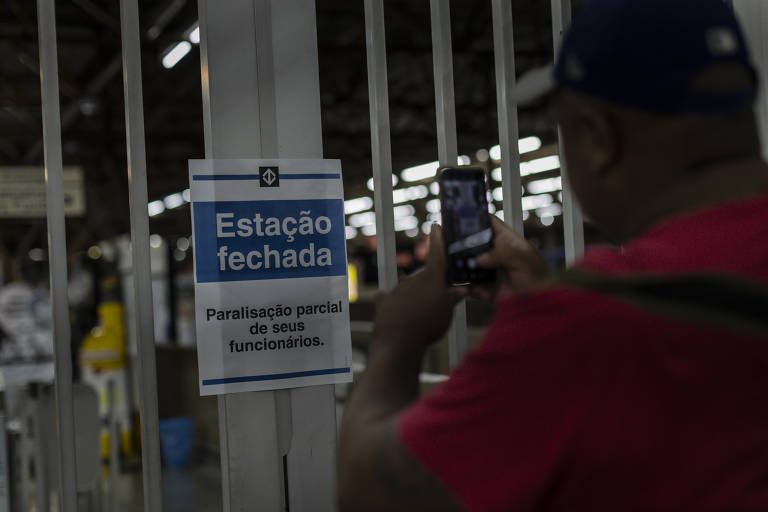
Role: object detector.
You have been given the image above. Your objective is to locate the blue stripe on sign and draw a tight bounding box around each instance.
[201,367,350,386]
[193,174,260,181]
[281,173,341,179]
[192,173,340,181]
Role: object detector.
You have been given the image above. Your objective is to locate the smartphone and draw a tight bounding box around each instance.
[438,166,496,286]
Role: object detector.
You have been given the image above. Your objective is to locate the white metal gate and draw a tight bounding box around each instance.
[35,0,768,510]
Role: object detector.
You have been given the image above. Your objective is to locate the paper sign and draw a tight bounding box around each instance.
[0,166,85,218]
[189,159,353,395]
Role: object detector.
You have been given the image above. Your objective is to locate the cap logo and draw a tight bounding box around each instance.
[707,27,739,56]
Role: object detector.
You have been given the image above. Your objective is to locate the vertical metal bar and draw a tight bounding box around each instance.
[429,0,467,366]
[268,3,337,509]
[199,2,282,509]
[32,403,49,512]
[430,0,458,165]
[118,1,163,510]
[364,0,398,291]
[108,380,119,512]
[0,414,9,512]
[733,1,768,160]
[491,0,524,235]
[551,0,585,265]
[200,1,337,510]
[200,2,282,509]
[20,410,32,510]
[35,1,78,510]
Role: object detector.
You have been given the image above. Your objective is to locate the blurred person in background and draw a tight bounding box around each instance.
[0,258,53,364]
[339,0,768,510]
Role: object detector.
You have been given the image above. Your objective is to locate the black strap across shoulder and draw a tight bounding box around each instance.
[552,270,768,337]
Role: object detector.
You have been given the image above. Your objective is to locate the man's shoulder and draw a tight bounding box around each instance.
[483,282,631,355]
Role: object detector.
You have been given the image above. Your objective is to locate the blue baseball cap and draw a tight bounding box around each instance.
[516,0,758,114]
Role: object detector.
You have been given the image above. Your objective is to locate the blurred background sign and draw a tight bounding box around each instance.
[0,166,85,218]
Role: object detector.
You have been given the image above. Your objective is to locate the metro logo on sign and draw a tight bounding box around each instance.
[260,166,280,187]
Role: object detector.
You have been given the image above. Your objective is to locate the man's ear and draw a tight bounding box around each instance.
[576,104,620,177]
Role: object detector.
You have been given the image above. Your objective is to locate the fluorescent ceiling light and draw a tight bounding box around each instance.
[148,200,165,217]
[425,198,441,213]
[521,156,560,176]
[522,194,553,211]
[162,41,192,69]
[401,156,470,183]
[393,185,428,204]
[366,174,398,191]
[344,196,373,215]
[401,161,440,182]
[188,24,200,44]
[164,192,184,209]
[393,204,415,219]
[345,226,357,240]
[361,224,376,236]
[492,187,504,202]
[492,155,558,180]
[394,216,419,232]
[348,211,376,228]
[527,176,562,194]
[489,137,543,161]
[536,203,563,217]
[519,136,542,154]
[182,188,190,202]
[28,248,45,262]
[429,182,440,195]
[540,215,555,226]
[149,234,163,248]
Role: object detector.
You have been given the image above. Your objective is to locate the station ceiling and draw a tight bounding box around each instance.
[0,0,562,258]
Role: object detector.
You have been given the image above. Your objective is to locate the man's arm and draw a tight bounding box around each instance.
[338,341,463,512]
[337,221,545,511]
[338,226,464,511]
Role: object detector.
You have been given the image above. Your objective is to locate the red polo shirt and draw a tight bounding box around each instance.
[398,194,768,511]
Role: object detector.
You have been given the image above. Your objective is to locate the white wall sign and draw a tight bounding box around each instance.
[188,159,353,395]
[0,166,85,218]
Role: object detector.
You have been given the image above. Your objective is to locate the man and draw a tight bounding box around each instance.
[338,0,768,510]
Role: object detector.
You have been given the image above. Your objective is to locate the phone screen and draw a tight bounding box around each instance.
[439,167,496,285]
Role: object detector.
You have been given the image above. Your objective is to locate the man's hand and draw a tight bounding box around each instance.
[372,224,466,351]
[471,215,549,300]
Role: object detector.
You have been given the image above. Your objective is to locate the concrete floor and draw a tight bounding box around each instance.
[104,464,222,511]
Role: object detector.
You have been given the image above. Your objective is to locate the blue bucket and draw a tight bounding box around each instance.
[159,417,194,468]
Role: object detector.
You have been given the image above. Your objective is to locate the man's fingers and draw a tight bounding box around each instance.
[488,214,509,235]
[475,244,507,269]
[475,252,493,267]
[426,223,446,271]
[471,285,495,302]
